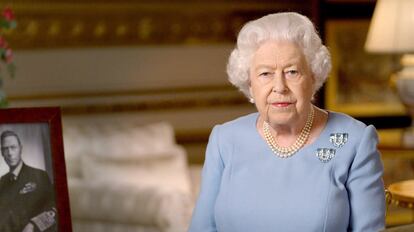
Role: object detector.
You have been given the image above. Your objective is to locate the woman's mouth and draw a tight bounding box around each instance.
[271,102,292,107]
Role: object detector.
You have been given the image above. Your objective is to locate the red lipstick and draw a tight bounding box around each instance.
[271,102,292,107]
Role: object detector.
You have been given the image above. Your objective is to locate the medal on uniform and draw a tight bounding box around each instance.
[19,182,37,194]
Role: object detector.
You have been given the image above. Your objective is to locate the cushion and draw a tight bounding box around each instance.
[69,180,193,230]
[82,145,192,194]
[63,126,85,178]
[72,221,160,232]
[63,121,176,178]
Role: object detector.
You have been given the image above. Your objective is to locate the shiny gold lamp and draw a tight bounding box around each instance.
[365,0,414,146]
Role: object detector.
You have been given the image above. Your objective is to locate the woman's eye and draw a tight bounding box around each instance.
[259,72,273,77]
[285,70,299,78]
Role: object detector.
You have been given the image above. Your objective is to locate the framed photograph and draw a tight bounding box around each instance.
[0,107,72,232]
[325,19,406,117]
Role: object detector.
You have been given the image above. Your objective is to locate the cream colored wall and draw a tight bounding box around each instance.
[5,45,233,96]
[4,45,256,162]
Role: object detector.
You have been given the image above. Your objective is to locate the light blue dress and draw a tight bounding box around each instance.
[188,111,385,232]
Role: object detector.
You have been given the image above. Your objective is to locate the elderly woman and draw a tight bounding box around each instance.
[188,12,385,232]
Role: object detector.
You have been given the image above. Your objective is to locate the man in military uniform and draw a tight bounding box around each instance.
[0,130,57,232]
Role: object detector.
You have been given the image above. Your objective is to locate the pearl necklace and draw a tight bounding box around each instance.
[263,107,315,158]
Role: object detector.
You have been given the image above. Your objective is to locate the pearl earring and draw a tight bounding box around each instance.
[249,98,255,103]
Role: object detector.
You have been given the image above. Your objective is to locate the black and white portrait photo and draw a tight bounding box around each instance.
[0,123,57,232]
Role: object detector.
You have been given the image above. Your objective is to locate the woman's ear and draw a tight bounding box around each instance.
[249,85,255,103]
[310,74,317,101]
[247,72,255,103]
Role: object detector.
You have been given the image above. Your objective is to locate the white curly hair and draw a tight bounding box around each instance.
[227,12,331,100]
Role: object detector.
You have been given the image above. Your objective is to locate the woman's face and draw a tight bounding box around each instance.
[249,40,315,127]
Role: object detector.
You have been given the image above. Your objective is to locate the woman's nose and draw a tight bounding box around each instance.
[272,74,288,93]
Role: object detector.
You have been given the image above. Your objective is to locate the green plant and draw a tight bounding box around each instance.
[0,6,16,107]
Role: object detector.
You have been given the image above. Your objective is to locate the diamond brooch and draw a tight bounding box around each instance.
[329,133,348,148]
[316,148,336,163]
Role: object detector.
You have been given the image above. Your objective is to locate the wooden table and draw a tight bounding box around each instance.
[388,180,414,209]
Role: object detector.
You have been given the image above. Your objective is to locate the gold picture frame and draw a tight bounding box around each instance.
[325,19,406,117]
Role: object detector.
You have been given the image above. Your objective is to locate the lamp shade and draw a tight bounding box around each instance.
[365,0,414,53]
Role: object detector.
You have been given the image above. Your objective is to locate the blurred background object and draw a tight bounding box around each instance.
[365,0,414,147]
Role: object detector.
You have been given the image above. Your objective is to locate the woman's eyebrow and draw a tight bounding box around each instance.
[254,64,275,70]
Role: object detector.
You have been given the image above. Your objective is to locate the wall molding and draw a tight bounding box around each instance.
[2,1,313,49]
[9,85,251,114]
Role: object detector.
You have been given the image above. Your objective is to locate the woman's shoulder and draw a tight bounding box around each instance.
[208,112,258,145]
[327,111,370,132]
[215,112,258,133]
[326,111,378,148]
